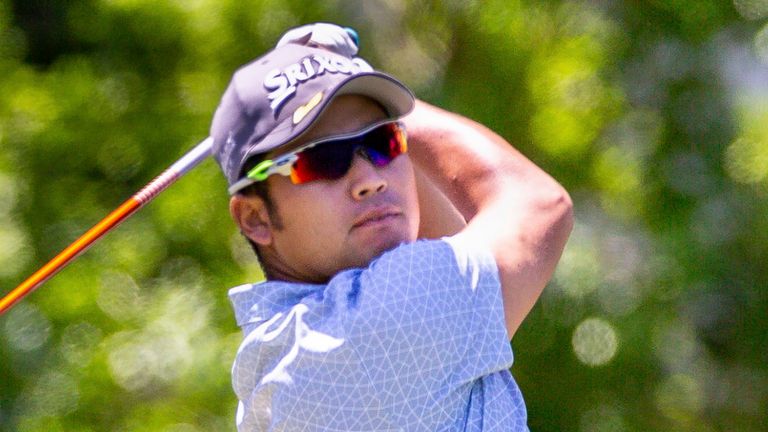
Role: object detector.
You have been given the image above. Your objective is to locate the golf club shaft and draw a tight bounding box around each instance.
[0,137,213,315]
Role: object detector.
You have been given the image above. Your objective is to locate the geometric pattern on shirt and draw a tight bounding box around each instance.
[228,235,529,431]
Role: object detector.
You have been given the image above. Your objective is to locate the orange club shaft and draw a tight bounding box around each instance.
[0,137,213,316]
[0,198,141,315]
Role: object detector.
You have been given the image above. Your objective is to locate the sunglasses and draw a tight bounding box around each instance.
[229,121,408,194]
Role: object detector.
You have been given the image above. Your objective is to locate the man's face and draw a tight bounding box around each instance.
[235,95,420,283]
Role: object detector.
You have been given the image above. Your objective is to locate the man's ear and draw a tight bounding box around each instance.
[229,195,273,246]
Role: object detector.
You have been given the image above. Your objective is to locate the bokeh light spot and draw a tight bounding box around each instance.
[0,222,31,278]
[3,303,50,352]
[653,320,700,373]
[97,75,133,118]
[572,317,619,366]
[98,219,167,279]
[18,371,80,418]
[690,195,740,246]
[724,137,768,183]
[97,271,142,322]
[378,28,450,93]
[531,106,596,157]
[593,146,642,198]
[165,423,204,432]
[104,285,212,392]
[756,23,768,63]
[106,330,160,391]
[477,0,522,34]
[109,332,189,391]
[0,172,20,218]
[655,373,705,420]
[60,321,104,367]
[734,0,768,20]
[597,282,640,317]
[580,404,627,432]
[104,0,169,10]
[554,241,601,298]
[10,85,59,135]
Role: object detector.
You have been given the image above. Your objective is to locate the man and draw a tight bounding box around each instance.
[210,23,573,431]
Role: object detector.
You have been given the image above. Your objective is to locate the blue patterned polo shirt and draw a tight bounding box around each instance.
[228,235,529,431]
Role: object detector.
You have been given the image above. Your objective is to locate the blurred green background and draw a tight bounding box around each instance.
[1,0,767,430]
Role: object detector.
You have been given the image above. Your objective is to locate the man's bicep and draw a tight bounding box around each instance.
[459,188,573,338]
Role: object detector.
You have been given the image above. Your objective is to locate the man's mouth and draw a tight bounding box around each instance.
[352,206,402,229]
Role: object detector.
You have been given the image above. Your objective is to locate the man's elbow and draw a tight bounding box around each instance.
[536,182,574,243]
[551,186,574,239]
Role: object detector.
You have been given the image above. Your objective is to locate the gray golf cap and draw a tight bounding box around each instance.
[210,43,415,193]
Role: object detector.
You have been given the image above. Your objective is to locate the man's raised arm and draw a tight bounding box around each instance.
[404,100,574,338]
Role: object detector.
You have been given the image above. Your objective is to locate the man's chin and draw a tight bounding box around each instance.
[328,236,409,278]
[361,233,411,263]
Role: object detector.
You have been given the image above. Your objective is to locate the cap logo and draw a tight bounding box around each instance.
[292,91,323,124]
[264,55,373,114]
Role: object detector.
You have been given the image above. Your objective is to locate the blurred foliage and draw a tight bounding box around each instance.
[1,0,767,431]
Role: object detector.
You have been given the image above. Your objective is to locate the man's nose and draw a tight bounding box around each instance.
[348,153,388,200]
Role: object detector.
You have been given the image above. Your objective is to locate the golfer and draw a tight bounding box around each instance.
[210,23,573,431]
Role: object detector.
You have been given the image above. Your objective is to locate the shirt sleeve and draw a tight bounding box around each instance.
[338,235,513,409]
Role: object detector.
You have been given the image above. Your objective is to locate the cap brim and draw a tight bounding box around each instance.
[239,71,414,165]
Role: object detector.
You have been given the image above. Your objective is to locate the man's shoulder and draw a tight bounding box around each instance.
[364,234,497,280]
[227,235,497,327]
[373,236,454,261]
[368,235,475,266]
[228,280,321,327]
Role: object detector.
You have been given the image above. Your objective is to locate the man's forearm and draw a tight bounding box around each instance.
[414,165,466,239]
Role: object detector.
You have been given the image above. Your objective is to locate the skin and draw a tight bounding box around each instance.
[230,95,421,284]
